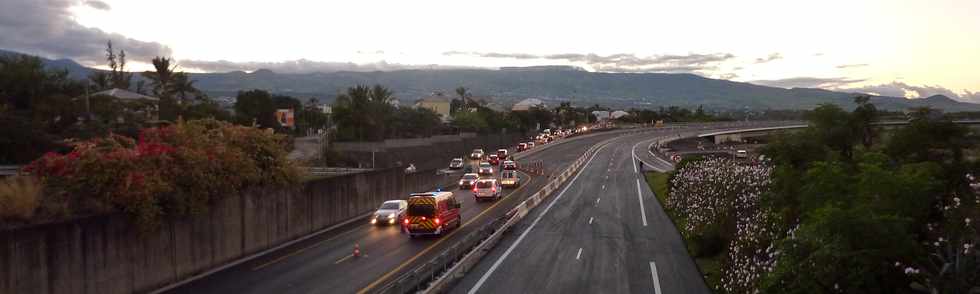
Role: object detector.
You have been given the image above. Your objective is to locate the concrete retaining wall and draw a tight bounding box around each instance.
[340,133,527,170]
[0,167,456,294]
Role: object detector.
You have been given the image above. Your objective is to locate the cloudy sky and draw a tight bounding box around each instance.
[3,0,979,101]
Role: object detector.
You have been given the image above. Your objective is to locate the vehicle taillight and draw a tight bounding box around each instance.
[434,218,440,225]
[404,219,410,225]
[473,186,478,192]
[492,186,497,192]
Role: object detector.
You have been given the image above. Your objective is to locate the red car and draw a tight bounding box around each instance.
[488,154,499,165]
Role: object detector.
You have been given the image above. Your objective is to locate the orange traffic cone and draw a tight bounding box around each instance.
[353,243,361,258]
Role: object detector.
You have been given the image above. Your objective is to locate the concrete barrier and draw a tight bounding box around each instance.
[0,167,457,294]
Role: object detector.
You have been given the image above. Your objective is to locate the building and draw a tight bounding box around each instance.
[611,110,630,119]
[512,98,545,111]
[80,88,160,121]
[415,94,452,120]
[592,110,611,121]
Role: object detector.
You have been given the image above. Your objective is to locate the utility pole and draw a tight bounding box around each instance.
[84,80,91,121]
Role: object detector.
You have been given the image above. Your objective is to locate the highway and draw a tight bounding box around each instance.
[452,131,710,294]
[163,124,774,294]
[163,130,629,294]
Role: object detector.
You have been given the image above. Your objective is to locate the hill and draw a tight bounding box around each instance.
[4,48,979,111]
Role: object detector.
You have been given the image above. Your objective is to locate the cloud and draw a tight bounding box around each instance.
[840,82,980,102]
[719,73,739,80]
[754,52,782,64]
[181,58,480,73]
[442,51,736,73]
[836,63,869,69]
[83,0,110,10]
[751,77,866,88]
[0,0,171,65]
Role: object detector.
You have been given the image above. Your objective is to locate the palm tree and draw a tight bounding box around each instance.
[141,57,177,97]
[170,72,200,104]
[455,86,474,109]
[334,85,373,140]
[368,84,394,104]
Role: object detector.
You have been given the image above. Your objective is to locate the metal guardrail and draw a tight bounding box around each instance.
[0,165,22,176]
[305,167,374,176]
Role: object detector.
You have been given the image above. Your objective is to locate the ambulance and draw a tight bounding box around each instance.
[403,191,462,237]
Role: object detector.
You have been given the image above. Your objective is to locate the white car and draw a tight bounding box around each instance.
[478,162,493,175]
[371,200,407,225]
[458,173,479,189]
[449,158,464,169]
[735,150,748,158]
[473,178,502,201]
[470,149,485,159]
[502,160,517,170]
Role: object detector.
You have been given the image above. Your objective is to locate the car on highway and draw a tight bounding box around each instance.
[527,142,535,148]
[478,162,494,175]
[502,160,517,170]
[517,143,527,152]
[500,170,520,188]
[470,149,485,159]
[473,178,502,201]
[458,173,479,189]
[371,200,407,225]
[449,158,464,169]
[497,149,508,160]
[404,191,461,237]
[488,154,499,165]
[735,150,748,158]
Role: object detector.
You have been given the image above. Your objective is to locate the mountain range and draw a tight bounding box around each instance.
[6,49,979,112]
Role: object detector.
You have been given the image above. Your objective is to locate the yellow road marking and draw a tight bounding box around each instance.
[251,224,364,271]
[357,171,534,294]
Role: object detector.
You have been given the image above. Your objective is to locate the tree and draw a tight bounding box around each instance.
[234,89,276,128]
[806,104,857,160]
[456,86,474,108]
[142,57,177,98]
[852,95,879,148]
[451,111,488,132]
[87,71,112,92]
[170,72,200,104]
[104,41,132,90]
[332,85,374,141]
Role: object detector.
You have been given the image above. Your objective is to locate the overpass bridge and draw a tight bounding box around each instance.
[698,120,980,144]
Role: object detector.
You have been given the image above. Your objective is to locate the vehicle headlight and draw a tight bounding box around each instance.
[388,213,396,219]
[370,218,377,224]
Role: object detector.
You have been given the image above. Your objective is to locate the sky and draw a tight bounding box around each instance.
[2,0,979,101]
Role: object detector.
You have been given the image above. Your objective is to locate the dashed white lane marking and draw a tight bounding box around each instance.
[576,248,583,260]
[650,261,663,294]
[588,217,594,224]
[636,179,648,226]
[467,143,610,294]
[601,184,605,190]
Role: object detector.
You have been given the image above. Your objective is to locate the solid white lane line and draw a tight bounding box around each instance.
[576,248,583,260]
[588,217,594,224]
[636,179,648,226]
[650,261,663,294]
[468,143,609,294]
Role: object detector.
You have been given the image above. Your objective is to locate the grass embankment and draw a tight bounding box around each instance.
[644,171,723,291]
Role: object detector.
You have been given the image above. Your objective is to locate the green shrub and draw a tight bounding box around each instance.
[690,222,725,257]
[0,176,42,221]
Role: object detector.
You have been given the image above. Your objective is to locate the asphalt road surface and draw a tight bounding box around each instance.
[163,130,628,294]
[451,131,712,294]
